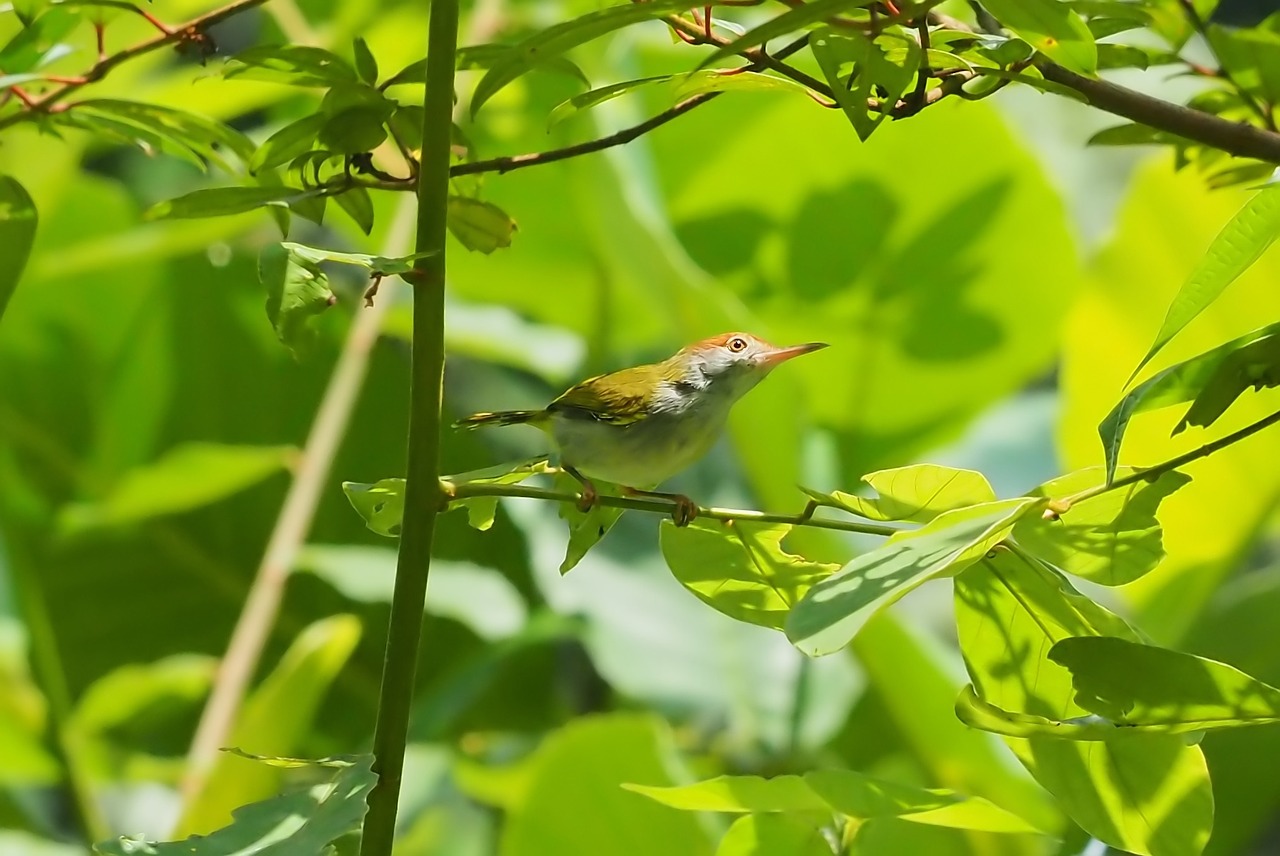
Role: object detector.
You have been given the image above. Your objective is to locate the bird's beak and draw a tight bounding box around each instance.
[761,342,828,366]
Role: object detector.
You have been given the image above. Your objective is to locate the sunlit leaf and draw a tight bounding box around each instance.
[548,75,675,128]
[342,478,406,537]
[471,0,735,116]
[0,7,78,73]
[177,616,361,835]
[441,457,555,530]
[980,0,1097,73]
[95,753,373,855]
[556,471,625,574]
[447,196,517,253]
[281,241,435,277]
[1128,184,1280,385]
[259,243,337,357]
[1099,320,1280,483]
[804,464,997,523]
[715,814,831,856]
[788,499,1036,656]
[0,176,36,326]
[57,443,293,533]
[627,769,1040,833]
[660,520,837,630]
[1050,636,1280,731]
[1012,467,1190,585]
[70,100,254,171]
[955,550,1213,856]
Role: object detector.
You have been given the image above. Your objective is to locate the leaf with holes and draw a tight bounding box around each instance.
[259,243,337,357]
[813,29,919,141]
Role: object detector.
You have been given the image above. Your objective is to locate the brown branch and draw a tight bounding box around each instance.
[0,0,270,132]
[1036,58,1280,163]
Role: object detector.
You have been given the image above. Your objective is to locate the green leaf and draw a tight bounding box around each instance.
[0,7,78,73]
[295,546,528,640]
[319,108,389,154]
[281,241,435,277]
[660,520,837,630]
[440,457,555,530]
[384,45,589,89]
[335,185,374,235]
[548,75,675,128]
[715,814,831,856]
[57,443,293,533]
[224,45,358,87]
[146,186,320,220]
[979,0,1097,74]
[556,471,626,574]
[471,0,729,116]
[342,478,406,537]
[1050,636,1280,731]
[812,29,919,142]
[258,244,337,356]
[804,464,997,523]
[501,715,709,856]
[954,684,1164,739]
[954,549,1213,856]
[1099,320,1280,483]
[787,498,1037,656]
[447,196,517,253]
[696,0,874,71]
[251,113,328,172]
[176,616,361,836]
[70,99,254,171]
[1012,467,1190,585]
[352,37,378,84]
[0,176,37,326]
[1128,184,1280,385]
[1087,122,1190,147]
[94,753,373,854]
[626,770,1040,833]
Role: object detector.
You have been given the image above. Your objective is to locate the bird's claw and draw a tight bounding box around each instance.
[672,495,698,527]
[576,481,599,513]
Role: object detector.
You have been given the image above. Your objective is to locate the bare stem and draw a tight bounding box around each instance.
[447,482,900,536]
[358,0,457,848]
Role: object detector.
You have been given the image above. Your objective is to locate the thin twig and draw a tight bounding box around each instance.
[1063,407,1280,509]
[0,0,270,132]
[452,33,814,178]
[447,482,901,536]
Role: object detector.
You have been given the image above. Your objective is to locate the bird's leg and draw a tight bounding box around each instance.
[622,486,699,527]
[563,464,599,513]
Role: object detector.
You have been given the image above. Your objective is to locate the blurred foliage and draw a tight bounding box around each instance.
[4,0,1280,854]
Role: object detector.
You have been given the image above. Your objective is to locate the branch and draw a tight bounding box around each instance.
[1036,58,1280,163]
[1060,406,1280,510]
[446,481,901,536]
[452,33,815,179]
[0,0,270,133]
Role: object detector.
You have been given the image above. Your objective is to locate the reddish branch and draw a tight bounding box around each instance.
[0,0,270,132]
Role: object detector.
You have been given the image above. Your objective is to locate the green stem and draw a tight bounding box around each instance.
[359,0,458,849]
[1063,406,1280,509]
[446,482,900,536]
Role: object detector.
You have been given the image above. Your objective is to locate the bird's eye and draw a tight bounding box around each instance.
[728,336,748,352]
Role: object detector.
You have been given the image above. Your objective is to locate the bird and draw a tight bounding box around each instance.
[454,332,827,525]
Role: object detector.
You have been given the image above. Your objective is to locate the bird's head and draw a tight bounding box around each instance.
[669,332,827,399]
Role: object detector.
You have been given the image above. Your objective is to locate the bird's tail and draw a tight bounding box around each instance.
[453,410,545,430]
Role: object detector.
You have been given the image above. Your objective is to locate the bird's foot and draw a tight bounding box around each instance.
[623,487,699,527]
[576,480,599,513]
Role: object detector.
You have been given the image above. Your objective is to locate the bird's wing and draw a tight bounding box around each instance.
[547,365,657,425]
